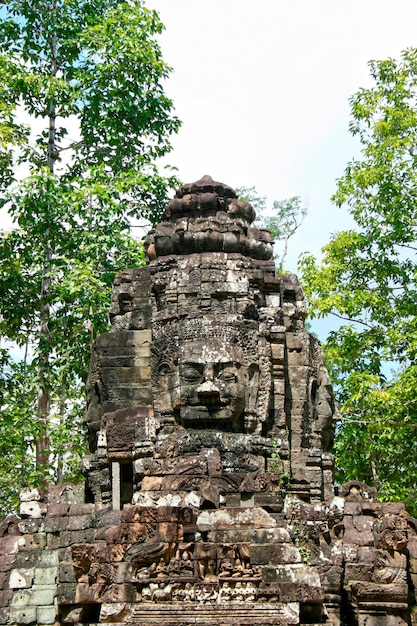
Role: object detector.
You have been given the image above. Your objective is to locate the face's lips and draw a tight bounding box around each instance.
[185,398,229,410]
[180,405,233,420]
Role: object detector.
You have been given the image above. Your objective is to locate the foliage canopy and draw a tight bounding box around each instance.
[0,0,180,516]
[299,49,417,515]
[237,186,307,270]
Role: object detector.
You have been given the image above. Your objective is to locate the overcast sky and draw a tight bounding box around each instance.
[147,0,417,278]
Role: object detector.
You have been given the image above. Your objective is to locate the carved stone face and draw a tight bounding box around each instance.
[176,340,246,431]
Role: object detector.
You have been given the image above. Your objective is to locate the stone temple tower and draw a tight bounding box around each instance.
[84,174,336,510]
[1,176,416,626]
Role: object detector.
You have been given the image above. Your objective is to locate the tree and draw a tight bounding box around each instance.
[237,186,307,270]
[298,48,417,515]
[0,0,181,515]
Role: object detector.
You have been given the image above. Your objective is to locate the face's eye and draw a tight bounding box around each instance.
[218,368,237,383]
[181,367,203,383]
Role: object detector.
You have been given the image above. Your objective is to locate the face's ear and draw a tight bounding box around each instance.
[244,364,260,434]
[152,358,180,427]
[246,363,259,412]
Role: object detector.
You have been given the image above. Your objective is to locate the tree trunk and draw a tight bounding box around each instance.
[35,22,58,483]
[36,249,52,482]
[56,379,67,484]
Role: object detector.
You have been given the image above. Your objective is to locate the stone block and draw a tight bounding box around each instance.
[318,565,343,594]
[158,522,178,542]
[206,526,291,544]
[56,584,76,605]
[24,587,56,606]
[271,343,285,363]
[9,607,37,625]
[47,484,84,505]
[66,514,94,531]
[0,553,17,573]
[286,350,311,366]
[100,603,128,622]
[112,563,135,585]
[141,476,163,491]
[197,507,277,531]
[20,489,42,503]
[286,335,304,351]
[20,502,47,518]
[0,590,13,608]
[67,503,95,517]
[224,493,241,507]
[11,587,56,607]
[38,551,59,569]
[9,569,35,589]
[97,508,123,527]
[277,581,324,603]
[343,527,375,547]
[343,544,359,562]
[17,534,46,551]
[250,543,301,565]
[352,515,376,532]
[345,562,375,582]
[357,547,381,563]
[262,564,321,586]
[59,529,95,547]
[10,589,33,608]
[36,605,57,624]
[43,516,68,532]
[47,503,69,517]
[139,366,151,381]
[17,520,43,535]
[352,581,408,603]
[34,567,57,586]
[106,583,136,603]
[58,563,76,583]
[344,502,362,516]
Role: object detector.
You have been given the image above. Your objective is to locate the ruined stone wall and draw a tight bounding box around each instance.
[1,482,417,625]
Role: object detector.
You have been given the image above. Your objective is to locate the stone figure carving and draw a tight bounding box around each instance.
[151,318,262,434]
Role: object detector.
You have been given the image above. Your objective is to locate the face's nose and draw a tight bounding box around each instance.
[196,379,220,398]
[196,365,220,400]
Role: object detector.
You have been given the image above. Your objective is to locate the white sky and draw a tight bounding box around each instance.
[147,0,417,276]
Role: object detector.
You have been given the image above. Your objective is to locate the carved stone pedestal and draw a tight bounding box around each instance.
[127,602,299,625]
